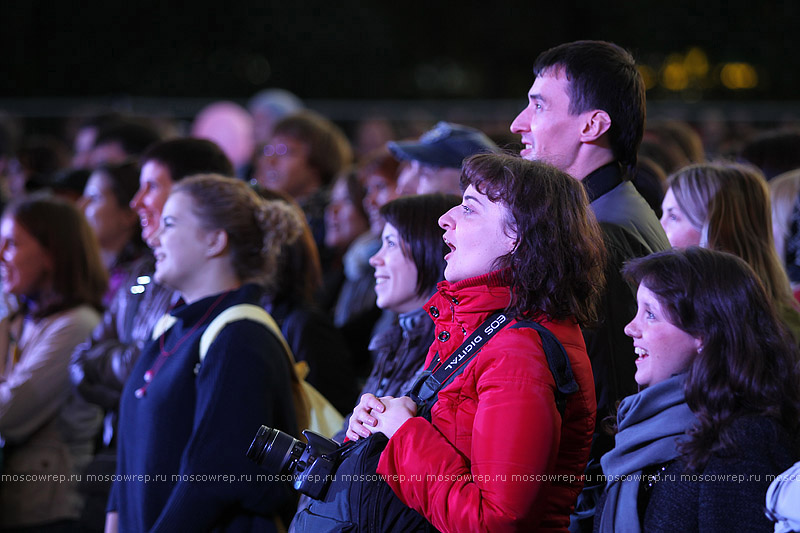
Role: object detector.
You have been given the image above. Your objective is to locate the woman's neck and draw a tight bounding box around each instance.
[178,260,242,304]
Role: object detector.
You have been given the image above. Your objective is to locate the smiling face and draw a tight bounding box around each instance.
[130,160,174,242]
[368,222,428,313]
[660,188,702,248]
[624,283,701,388]
[0,216,53,297]
[510,72,587,177]
[438,184,517,283]
[148,191,215,296]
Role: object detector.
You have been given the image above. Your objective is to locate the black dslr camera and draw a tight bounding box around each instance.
[247,425,353,500]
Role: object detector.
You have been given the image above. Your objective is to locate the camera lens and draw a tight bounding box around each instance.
[247,425,305,474]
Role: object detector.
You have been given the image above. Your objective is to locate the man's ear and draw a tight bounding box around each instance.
[206,229,229,258]
[579,110,611,143]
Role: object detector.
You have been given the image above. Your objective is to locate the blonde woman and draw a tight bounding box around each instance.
[768,169,800,302]
[661,162,800,340]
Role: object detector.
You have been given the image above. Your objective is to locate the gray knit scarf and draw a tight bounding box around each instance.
[597,373,698,533]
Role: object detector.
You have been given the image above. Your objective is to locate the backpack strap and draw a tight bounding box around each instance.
[151,313,177,341]
[511,320,579,416]
[198,304,290,363]
[194,303,311,433]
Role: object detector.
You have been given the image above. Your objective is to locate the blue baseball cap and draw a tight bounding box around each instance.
[388,122,498,169]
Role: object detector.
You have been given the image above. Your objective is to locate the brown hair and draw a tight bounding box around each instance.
[461,153,606,324]
[273,111,352,186]
[172,175,304,286]
[257,187,322,306]
[624,247,800,471]
[5,193,107,317]
[357,147,400,187]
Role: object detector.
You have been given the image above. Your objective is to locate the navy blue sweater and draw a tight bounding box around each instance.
[109,284,297,532]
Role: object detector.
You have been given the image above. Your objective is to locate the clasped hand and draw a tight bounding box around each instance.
[346,393,417,441]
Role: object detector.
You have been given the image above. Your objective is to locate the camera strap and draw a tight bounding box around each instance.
[408,311,509,419]
[408,312,579,420]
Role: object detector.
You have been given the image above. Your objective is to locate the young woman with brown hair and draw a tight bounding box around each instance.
[348,153,606,532]
[0,194,107,530]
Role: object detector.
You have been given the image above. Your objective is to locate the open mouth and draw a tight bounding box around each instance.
[443,237,455,260]
[634,346,649,363]
[374,275,389,286]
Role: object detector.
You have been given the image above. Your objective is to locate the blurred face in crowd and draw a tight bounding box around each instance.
[130,160,174,242]
[624,283,701,388]
[417,164,462,195]
[438,184,517,283]
[0,216,53,296]
[510,71,588,178]
[395,161,420,196]
[660,188,702,248]
[90,141,129,169]
[363,171,398,235]
[72,126,98,169]
[369,222,427,313]
[395,160,463,196]
[325,178,369,251]
[79,170,138,251]
[255,135,320,200]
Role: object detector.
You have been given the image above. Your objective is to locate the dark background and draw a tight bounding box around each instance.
[0,1,795,101]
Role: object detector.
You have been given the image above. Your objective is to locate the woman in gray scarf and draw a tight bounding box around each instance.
[595,247,800,533]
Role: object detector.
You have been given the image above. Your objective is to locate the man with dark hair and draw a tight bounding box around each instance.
[511,40,670,529]
[134,139,235,241]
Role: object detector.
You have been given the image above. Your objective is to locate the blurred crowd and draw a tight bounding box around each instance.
[0,40,799,533]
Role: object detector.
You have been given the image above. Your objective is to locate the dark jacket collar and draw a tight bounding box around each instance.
[582,162,625,203]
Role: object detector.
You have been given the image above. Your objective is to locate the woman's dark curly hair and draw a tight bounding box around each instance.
[461,153,606,325]
[623,247,800,471]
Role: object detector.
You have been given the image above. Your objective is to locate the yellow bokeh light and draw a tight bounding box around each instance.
[684,47,709,77]
[720,63,758,89]
[638,64,657,90]
[661,61,689,91]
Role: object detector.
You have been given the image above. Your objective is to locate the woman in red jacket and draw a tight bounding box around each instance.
[347,153,606,532]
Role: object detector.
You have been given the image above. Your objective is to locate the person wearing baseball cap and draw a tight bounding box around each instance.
[389,121,497,196]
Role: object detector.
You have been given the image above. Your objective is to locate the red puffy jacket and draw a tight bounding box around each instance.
[377,271,596,532]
